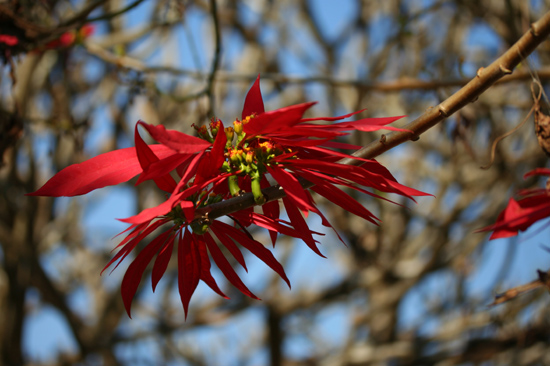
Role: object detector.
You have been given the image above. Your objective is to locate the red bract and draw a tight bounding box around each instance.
[40,24,95,50]
[27,122,210,197]
[28,75,428,317]
[111,215,291,318]
[26,145,177,196]
[481,168,550,239]
[0,35,19,46]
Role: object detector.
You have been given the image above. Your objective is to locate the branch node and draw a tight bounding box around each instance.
[476,67,485,78]
[379,134,386,144]
[411,135,420,142]
[537,269,548,282]
[531,22,540,36]
[499,64,513,75]
[438,105,449,117]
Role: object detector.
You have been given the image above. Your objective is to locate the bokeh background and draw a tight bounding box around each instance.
[1,0,550,365]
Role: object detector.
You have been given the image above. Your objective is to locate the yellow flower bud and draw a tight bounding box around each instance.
[233,120,243,134]
[245,151,254,164]
[225,127,234,142]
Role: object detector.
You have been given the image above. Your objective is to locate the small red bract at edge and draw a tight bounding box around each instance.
[44,24,95,50]
[28,75,429,318]
[0,35,19,46]
[481,168,550,239]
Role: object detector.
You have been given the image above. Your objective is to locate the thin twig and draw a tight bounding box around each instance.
[58,0,109,27]
[204,0,222,118]
[86,0,147,23]
[489,268,550,306]
[480,81,540,169]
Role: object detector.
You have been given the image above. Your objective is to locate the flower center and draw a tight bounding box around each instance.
[195,114,293,204]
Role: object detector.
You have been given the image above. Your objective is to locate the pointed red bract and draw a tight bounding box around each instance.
[242,75,265,119]
[195,126,227,186]
[212,221,291,288]
[300,116,408,133]
[321,140,363,150]
[121,230,172,317]
[303,189,347,245]
[27,145,176,197]
[137,151,193,185]
[118,193,191,225]
[234,211,321,240]
[151,232,176,292]
[178,229,201,318]
[524,168,550,178]
[102,219,167,275]
[137,120,211,154]
[197,242,228,298]
[283,196,325,257]
[135,124,177,192]
[483,194,550,239]
[481,168,550,239]
[211,224,248,271]
[111,222,148,252]
[300,169,380,225]
[203,231,260,300]
[260,176,280,246]
[243,102,317,137]
[300,109,366,122]
[267,165,316,214]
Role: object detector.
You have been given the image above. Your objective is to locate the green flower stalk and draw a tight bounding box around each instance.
[251,174,265,204]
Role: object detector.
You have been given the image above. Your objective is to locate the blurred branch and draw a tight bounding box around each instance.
[489,268,550,306]
[86,0,147,23]
[204,0,222,116]
[267,306,283,366]
[58,0,109,27]
[196,10,550,221]
[83,39,550,91]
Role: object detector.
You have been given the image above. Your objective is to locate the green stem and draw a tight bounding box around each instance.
[251,176,265,205]
[228,175,241,196]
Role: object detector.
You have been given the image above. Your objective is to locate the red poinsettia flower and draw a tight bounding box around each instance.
[29,121,292,318]
[28,75,428,317]
[481,168,550,239]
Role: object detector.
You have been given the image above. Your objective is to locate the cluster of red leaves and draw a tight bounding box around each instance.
[482,168,550,240]
[43,24,94,50]
[28,76,429,318]
[0,24,93,53]
[0,34,19,46]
